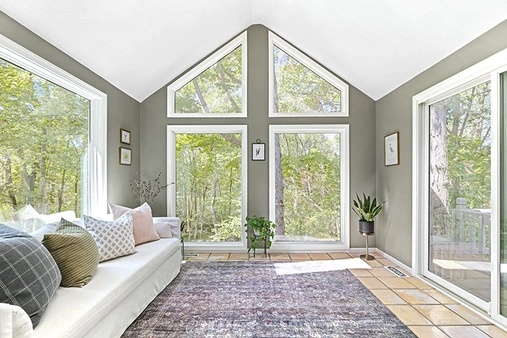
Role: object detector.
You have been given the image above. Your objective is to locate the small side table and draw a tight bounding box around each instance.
[360,232,375,261]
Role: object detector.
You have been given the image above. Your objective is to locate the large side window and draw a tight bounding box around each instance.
[0,35,107,230]
[269,125,349,251]
[269,32,348,117]
[167,32,247,118]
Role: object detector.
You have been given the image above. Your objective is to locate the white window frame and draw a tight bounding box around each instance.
[0,34,108,216]
[268,125,350,251]
[412,47,507,325]
[167,125,248,251]
[167,32,247,118]
[268,32,349,118]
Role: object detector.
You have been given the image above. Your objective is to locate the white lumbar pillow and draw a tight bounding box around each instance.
[0,303,34,338]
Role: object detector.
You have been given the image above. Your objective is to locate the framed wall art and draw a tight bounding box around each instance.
[252,142,265,161]
[120,147,132,165]
[120,128,131,145]
[384,132,399,166]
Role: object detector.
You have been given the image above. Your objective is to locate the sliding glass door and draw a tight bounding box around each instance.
[500,71,507,315]
[428,79,492,304]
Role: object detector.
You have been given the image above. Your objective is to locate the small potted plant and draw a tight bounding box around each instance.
[352,193,385,234]
[244,216,276,257]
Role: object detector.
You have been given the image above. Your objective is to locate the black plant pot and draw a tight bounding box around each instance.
[359,221,374,235]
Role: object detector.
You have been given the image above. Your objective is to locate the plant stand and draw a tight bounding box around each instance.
[359,233,375,261]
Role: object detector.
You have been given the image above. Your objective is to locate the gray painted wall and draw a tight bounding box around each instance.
[140,24,377,248]
[0,11,141,210]
[375,19,507,267]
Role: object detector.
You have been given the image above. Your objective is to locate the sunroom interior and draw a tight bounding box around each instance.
[2,0,507,332]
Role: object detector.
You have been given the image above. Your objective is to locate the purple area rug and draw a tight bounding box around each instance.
[122,261,416,337]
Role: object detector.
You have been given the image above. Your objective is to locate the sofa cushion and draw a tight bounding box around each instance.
[110,203,160,245]
[0,224,61,328]
[0,303,34,338]
[153,217,179,238]
[83,212,136,262]
[42,219,100,287]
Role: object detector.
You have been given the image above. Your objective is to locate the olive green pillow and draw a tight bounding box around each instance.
[42,219,99,287]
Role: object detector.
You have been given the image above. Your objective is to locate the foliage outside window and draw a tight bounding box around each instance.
[168,33,246,117]
[269,32,348,117]
[272,130,342,242]
[0,58,89,222]
[174,131,244,243]
[428,80,491,302]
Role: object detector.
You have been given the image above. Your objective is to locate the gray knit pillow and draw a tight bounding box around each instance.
[0,224,62,328]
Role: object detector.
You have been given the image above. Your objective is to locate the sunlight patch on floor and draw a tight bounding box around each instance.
[274,258,370,275]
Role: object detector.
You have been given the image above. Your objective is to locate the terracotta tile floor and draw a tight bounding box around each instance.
[185,251,507,338]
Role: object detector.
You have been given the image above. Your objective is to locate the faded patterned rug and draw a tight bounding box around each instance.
[122,261,416,337]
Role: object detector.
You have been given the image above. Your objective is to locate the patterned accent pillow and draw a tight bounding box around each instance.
[42,219,100,287]
[109,202,160,245]
[0,224,62,328]
[83,212,136,262]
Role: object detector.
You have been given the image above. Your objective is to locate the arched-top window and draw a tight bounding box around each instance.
[167,32,247,118]
[269,32,349,117]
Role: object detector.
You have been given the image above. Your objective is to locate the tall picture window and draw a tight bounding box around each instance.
[167,125,247,249]
[0,35,107,230]
[269,125,349,250]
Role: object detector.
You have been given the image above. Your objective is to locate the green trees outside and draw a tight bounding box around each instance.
[0,58,89,221]
[276,133,341,241]
[175,47,242,115]
[429,81,491,237]
[273,46,341,114]
[176,133,242,242]
[174,40,345,243]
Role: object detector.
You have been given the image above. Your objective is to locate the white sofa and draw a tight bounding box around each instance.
[1,217,181,338]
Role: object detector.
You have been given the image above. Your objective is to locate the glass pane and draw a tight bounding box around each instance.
[500,72,507,315]
[174,47,242,114]
[176,133,242,242]
[274,132,341,241]
[273,45,341,114]
[0,58,90,231]
[428,81,491,302]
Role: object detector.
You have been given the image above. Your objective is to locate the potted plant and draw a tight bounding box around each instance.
[244,216,276,256]
[352,193,385,234]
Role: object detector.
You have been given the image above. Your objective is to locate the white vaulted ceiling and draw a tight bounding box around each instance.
[1,0,507,102]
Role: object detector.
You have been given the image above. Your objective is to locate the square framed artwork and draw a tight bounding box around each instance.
[119,147,132,166]
[252,143,265,161]
[384,132,399,166]
[120,128,131,145]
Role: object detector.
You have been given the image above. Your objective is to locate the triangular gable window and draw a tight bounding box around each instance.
[269,32,348,117]
[168,32,247,117]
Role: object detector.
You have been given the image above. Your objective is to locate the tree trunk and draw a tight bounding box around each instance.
[38,128,47,212]
[4,157,18,208]
[429,103,450,216]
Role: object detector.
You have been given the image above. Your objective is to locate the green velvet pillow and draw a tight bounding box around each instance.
[42,219,99,287]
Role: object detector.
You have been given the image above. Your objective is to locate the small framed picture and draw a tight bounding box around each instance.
[384,132,399,166]
[120,128,131,145]
[252,143,265,161]
[119,147,132,166]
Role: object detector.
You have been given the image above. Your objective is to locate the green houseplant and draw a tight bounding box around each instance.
[244,216,276,256]
[352,193,385,234]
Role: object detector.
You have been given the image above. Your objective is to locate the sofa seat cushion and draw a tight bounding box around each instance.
[42,219,99,287]
[33,238,180,338]
[0,224,61,328]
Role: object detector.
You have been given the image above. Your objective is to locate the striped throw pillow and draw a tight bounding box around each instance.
[42,219,99,287]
